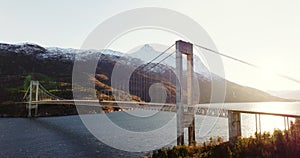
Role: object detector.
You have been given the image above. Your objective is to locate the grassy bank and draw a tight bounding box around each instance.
[153,120,300,158]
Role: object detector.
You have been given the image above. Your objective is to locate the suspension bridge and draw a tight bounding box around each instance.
[23,40,300,146]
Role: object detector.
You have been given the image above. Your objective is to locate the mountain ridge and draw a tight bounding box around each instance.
[0,42,289,116]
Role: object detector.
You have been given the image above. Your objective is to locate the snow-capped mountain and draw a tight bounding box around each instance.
[0,42,211,80]
[129,44,211,79]
[46,47,124,61]
[0,43,46,54]
[0,42,287,108]
[0,43,125,61]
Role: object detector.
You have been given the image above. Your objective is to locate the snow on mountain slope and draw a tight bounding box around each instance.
[0,43,124,61]
[129,44,211,79]
[0,43,212,79]
[0,43,46,54]
[46,47,123,61]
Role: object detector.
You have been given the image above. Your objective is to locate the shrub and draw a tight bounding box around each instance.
[153,120,300,158]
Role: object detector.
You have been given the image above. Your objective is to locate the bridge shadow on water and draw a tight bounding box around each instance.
[0,115,145,158]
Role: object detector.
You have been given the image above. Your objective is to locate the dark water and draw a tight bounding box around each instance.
[1,102,298,157]
[0,114,148,158]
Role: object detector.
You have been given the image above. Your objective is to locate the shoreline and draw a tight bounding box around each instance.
[0,103,122,118]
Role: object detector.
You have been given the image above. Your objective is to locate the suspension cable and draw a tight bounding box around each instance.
[146,51,176,72]
[138,43,175,71]
[22,86,30,100]
[194,43,300,84]
[132,43,175,102]
[39,84,64,100]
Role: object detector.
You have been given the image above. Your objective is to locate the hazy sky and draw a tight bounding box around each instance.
[1,0,300,91]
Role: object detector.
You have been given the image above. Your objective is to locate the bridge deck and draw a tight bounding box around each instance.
[24,100,300,118]
[197,102,300,118]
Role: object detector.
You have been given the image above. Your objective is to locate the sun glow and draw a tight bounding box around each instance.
[221,54,300,92]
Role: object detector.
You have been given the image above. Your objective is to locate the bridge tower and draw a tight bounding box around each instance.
[176,40,195,146]
[26,80,39,117]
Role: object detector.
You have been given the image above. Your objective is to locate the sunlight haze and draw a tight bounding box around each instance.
[0,0,300,91]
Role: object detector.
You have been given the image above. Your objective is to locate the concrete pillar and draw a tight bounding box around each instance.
[27,81,39,117]
[187,44,195,146]
[176,41,184,145]
[28,81,33,117]
[228,110,241,141]
[176,40,194,146]
[188,118,195,145]
[255,113,261,134]
[34,81,39,116]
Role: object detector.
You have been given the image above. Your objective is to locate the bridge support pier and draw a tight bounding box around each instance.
[26,81,39,117]
[188,118,196,145]
[228,110,241,141]
[176,40,195,146]
[255,113,261,134]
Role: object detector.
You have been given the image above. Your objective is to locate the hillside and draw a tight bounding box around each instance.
[0,43,287,117]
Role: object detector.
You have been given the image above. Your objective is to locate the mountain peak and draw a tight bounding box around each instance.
[140,44,156,52]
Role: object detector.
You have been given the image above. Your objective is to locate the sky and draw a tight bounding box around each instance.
[1,0,300,91]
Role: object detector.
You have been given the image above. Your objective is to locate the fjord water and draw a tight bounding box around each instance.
[0,102,298,157]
